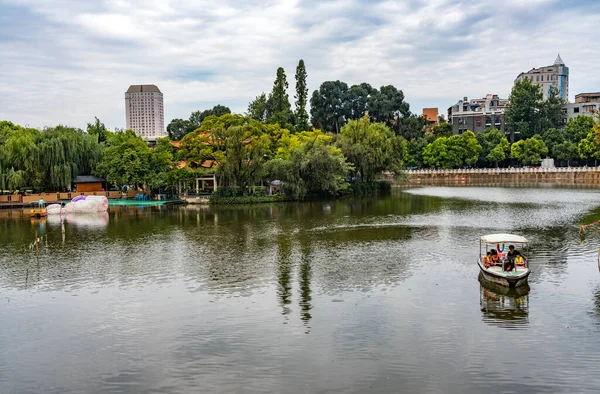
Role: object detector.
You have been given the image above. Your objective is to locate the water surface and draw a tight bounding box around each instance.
[2,187,600,393]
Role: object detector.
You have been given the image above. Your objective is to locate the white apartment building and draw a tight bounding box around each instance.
[514,55,569,102]
[563,102,600,121]
[125,85,165,140]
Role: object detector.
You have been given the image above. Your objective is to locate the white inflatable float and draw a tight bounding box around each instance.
[47,195,109,215]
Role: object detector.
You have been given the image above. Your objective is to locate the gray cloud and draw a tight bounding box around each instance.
[0,0,599,130]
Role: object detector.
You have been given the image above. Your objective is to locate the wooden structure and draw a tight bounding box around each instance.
[195,175,217,194]
[72,175,107,193]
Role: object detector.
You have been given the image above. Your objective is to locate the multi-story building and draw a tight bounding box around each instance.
[422,108,439,130]
[448,94,508,135]
[575,92,600,103]
[125,84,165,140]
[563,102,600,121]
[514,55,569,101]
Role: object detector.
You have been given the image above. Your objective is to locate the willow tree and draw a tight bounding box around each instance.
[337,115,404,182]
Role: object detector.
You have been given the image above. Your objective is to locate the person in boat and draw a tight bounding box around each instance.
[483,251,492,267]
[507,245,525,267]
[507,245,522,259]
[489,249,499,266]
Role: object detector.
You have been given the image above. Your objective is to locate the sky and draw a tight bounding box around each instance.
[1,0,599,131]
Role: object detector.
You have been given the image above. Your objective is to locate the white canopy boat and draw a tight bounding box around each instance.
[478,233,530,288]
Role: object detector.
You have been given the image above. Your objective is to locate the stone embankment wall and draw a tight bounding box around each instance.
[402,168,600,186]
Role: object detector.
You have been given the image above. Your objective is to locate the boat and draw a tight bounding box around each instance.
[29,201,47,218]
[478,233,530,288]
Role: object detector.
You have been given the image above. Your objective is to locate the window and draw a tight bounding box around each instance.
[574,107,580,113]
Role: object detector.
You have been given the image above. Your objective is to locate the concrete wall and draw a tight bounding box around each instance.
[402,168,600,186]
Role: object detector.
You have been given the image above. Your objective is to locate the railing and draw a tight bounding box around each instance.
[405,167,600,175]
[0,191,132,205]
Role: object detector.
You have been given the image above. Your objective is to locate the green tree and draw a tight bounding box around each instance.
[461,130,482,166]
[565,115,595,144]
[433,122,453,138]
[541,86,566,131]
[0,122,102,191]
[345,83,376,119]
[487,139,510,168]
[248,93,268,122]
[403,135,433,168]
[398,114,428,140]
[578,123,600,160]
[267,67,293,127]
[87,117,108,143]
[505,79,543,141]
[190,105,232,128]
[552,141,578,165]
[337,116,404,182]
[541,127,564,157]
[265,137,351,200]
[167,118,195,140]
[510,136,548,165]
[96,130,153,187]
[368,85,411,133]
[310,80,349,133]
[294,59,309,131]
[477,128,508,167]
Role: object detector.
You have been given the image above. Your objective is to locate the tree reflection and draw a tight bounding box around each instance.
[298,239,312,331]
[479,275,530,329]
[276,234,293,317]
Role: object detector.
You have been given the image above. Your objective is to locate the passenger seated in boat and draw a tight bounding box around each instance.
[504,259,515,271]
[507,245,522,259]
[483,252,492,267]
[489,249,499,266]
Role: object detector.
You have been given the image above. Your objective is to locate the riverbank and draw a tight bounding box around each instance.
[400,167,600,187]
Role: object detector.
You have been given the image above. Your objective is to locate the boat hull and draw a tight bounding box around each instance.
[477,261,529,288]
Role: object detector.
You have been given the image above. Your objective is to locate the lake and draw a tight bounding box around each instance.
[2,186,600,393]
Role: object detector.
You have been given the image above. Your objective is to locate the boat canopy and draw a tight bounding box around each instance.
[480,233,528,244]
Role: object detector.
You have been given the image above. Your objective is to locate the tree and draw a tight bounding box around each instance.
[505,79,543,141]
[541,127,564,157]
[398,114,428,140]
[294,59,309,131]
[265,136,351,200]
[477,128,508,167]
[461,131,482,166]
[267,67,293,127]
[190,105,232,128]
[345,83,376,119]
[578,123,600,161]
[403,135,433,168]
[368,85,411,133]
[541,86,566,131]
[167,118,195,140]
[565,115,595,144]
[96,130,152,187]
[248,93,268,122]
[337,116,404,182]
[487,139,510,168]
[510,136,548,165]
[1,122,102,191]
[552,141,578,165]
[433,122,453,138]
[87,117,108,143]
[422,132,481,168]
[310,80,349,133]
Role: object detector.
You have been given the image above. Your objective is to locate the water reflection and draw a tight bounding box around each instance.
[479,275,530,329]
[298,239,312,331]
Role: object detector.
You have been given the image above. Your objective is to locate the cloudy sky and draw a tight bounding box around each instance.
[1,0,599,130]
